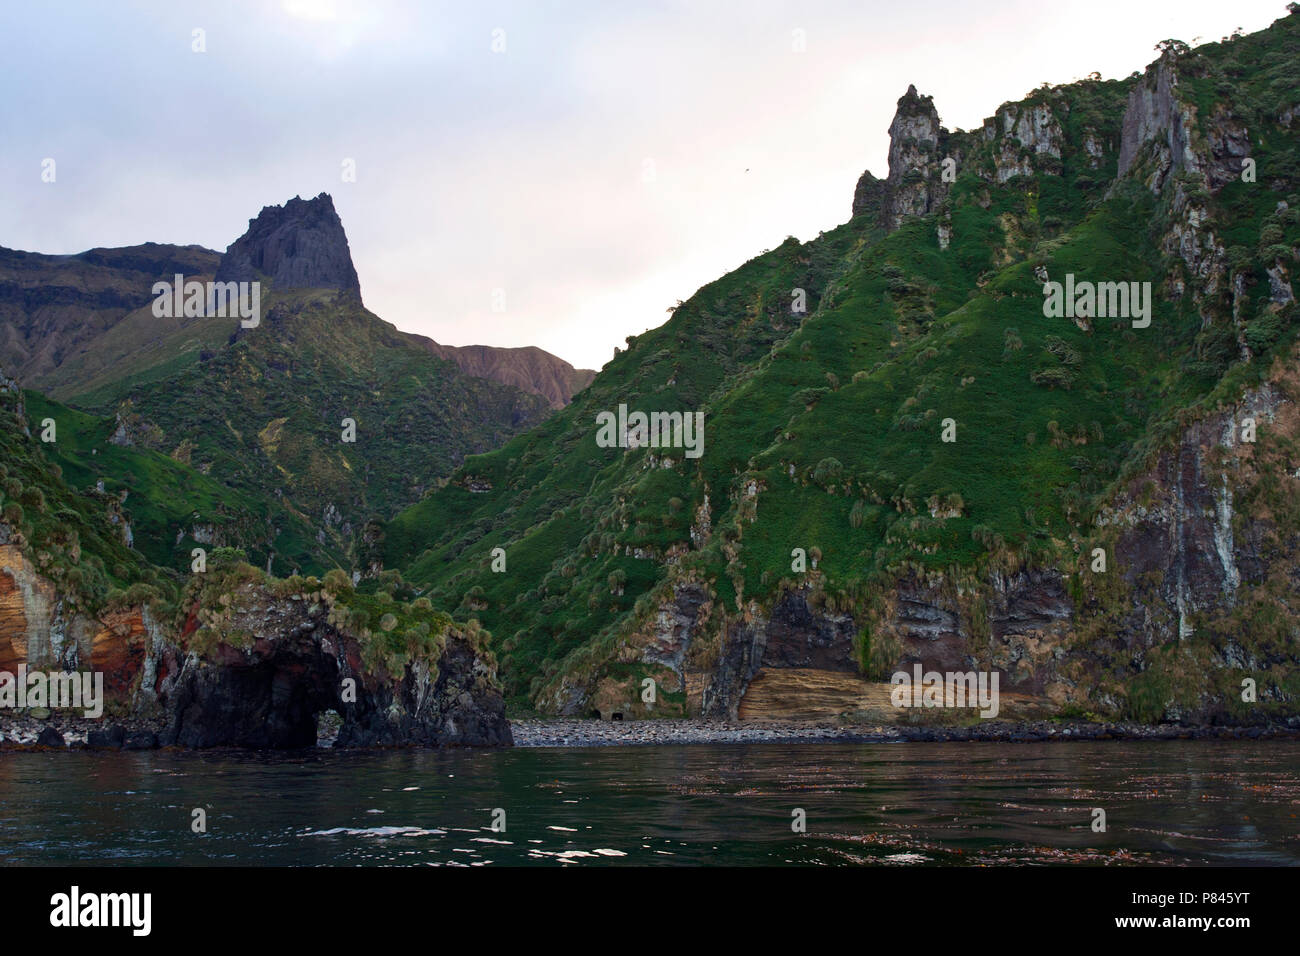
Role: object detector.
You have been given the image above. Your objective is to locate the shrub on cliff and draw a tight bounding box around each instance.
[322,568,352,594]
[208,546,249,570]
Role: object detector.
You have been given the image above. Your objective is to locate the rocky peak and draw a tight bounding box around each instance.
[853,85,951,231]
[216,192,362,300]
[884,86,948,232]
[886,85,943,183]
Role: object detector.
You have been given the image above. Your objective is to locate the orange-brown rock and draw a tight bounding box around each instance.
[0,543,54,671]
[0,543,150,701]
[90,609,151,698]
[418,342,595,409]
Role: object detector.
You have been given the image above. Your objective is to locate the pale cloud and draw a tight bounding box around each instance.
[283,0,341,22]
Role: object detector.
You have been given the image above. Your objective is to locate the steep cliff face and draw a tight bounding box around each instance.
[0,542,63,671]
[215,192,362,298]
[1117,56,1200,187]
[695,358,1300,724]
[701,589,858,718]
[543,561,1075,722]
[1082,367,1300,720]
[1114,55,1230,309]
[0,368,166,711]
[1097,390,1280,641]
[0,541,162,703]
[0,539,513,746]
[564,373,1297,722]
[1113,52,1254,195]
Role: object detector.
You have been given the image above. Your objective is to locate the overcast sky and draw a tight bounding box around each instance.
[1,0,1289,370]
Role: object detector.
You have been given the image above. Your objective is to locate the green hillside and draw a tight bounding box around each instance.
[0,376,165,616]
[4,193,565,577]
[21,390,341,575]
[383,11,1300,719]
[71,289,553,571]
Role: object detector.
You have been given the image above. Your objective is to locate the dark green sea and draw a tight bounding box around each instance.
[2,741,1296,865]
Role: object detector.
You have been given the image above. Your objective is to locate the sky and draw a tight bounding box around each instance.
[0,0,1291,371]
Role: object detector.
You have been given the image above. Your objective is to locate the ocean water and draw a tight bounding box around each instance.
[1,740,1296,865]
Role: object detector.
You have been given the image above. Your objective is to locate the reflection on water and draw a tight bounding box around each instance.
[1,741,1296,865]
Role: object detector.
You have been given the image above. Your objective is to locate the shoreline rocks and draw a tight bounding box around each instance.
[5,712,1296,752]
[508,717,1300,748]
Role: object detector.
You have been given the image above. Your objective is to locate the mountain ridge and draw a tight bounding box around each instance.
[380,10,1300,724]
[0,194,594,408]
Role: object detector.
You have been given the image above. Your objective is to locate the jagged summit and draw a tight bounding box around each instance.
[216,192,362,299]
[851,84,949,227]
[883,84,946,228]
[851,78,1076,231]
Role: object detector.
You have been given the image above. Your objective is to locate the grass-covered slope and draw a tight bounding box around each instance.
[383,215,879,698]
[71,289,553,570]
[4,368,504,712]
[1,376,163,617]
[0,242,223,393]
[21,390,341,576]
[384,11,1300,715]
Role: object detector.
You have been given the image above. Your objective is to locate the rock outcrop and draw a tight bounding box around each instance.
[1117,56,1200,188]
[1098,382,1288,636]
[0,542,159,696]
[856,85,1076,232]
[150,581,510,749]
[987,101,1065,183]
[1113,51,1251,194]
[851,170,888,220]
[881,85,949,230]
[216,193,362,299]
[0,554,512,748]
[702,589,858,719]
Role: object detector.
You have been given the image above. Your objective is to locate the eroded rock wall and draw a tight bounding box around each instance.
[152,584,510,749]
